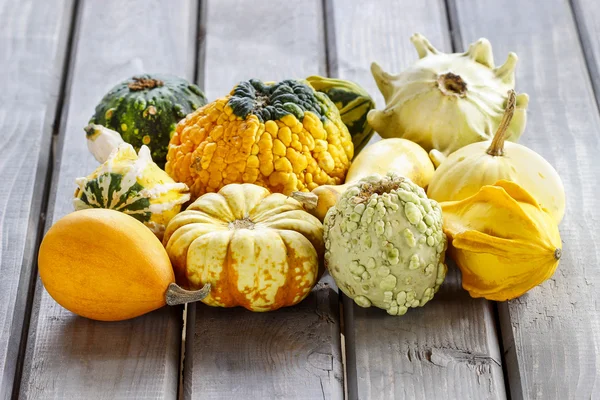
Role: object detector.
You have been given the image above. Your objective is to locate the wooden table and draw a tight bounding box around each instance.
[1,0,598,398]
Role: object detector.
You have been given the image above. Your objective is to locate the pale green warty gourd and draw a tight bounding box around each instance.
[323,173,447,316]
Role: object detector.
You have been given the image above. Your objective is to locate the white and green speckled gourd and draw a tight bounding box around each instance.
[73,141,190,239]
[323,173,447,316]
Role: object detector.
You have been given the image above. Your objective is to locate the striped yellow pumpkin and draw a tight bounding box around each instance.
[162,183,324,311]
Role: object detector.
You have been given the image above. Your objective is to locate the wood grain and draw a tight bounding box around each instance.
[183,1,342,399]
[452,0,600,398]
[327,1,507,399]
[200,0,327,100]
[18,1,198,398]
[572,0,600,107]
[0,0,74,397]
[185,279,342,400]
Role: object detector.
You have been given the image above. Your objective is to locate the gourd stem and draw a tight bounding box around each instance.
[438,72,467,97]
[487,90,517,156]
[128,77,164,91]
[165,283,211,306]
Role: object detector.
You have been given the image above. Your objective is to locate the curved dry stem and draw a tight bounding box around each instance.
[487,89,517,156]
[165,283,211,306]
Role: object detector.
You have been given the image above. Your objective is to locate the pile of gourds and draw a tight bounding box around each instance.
[38,34,565,321]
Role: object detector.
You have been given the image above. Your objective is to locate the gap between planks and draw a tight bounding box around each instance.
[443,1,512,396]
[9,0,80,397]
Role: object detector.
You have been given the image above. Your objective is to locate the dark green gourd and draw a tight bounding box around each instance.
[306,76,376,154]
[89,74,207,168]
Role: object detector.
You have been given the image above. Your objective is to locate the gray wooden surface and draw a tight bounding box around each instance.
[184,1,343,399]
[1,0,599,399]
[453,0,600,398]
[0,0,74,397]
[18,1,198,398]
[573,0,600,107]
[327,1,505,398]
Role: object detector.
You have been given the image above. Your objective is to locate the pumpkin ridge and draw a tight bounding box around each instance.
[281,232,316,306]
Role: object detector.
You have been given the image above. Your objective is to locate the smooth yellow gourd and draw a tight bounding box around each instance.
[428,90,565,223]
[441,180,562,301]
[292,138,434,220]
[38,208,209,321]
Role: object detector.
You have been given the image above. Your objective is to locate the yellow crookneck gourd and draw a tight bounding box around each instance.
[291,138,434,221]
[427,90,565,223]
[441,180,562,301]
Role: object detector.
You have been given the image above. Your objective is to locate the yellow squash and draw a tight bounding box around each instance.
[427,90,565,223]
[441,180,562,301]
[163,183,324,312]
[292,138,434,220]
[38,208,209,321]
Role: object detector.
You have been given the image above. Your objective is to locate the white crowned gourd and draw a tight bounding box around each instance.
[367,33,529,156]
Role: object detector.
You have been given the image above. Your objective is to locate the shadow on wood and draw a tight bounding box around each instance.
[184,277,343,400]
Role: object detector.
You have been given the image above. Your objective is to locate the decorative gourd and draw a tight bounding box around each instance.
[306,75,376,154]
[292,138,434,221]
[323,173,447,316]
[162,183,324,312]
[441,180,562,301]
[165,78,353,200]
[73,142,190,239]
[89,74,208,168]
[427,90,565,223]
[38,208,210,321]
[367,33,529,156]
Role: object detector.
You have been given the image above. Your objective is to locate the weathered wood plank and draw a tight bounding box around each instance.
[572,0,600,106]
[183,1,343,399]
[0,0,74,397]
[327,1,506,399]
[200,0,327,99]
[19,1,199,398]
[452,0,600,398]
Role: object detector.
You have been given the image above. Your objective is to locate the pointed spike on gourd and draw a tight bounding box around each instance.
[410,33,439,59]
[516,93,529,108]
[75,177,87,189]
[367,109,394,137]
[494,52,518,84]
[465,38,495,68]
[138,145,152,160]
[370,62,396,102]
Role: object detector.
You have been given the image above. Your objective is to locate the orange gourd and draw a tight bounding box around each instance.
[38,208,209,321]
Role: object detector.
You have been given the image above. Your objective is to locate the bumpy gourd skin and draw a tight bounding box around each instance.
[324,173,447,316]
[166,79,353,200]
